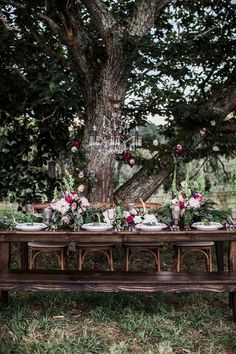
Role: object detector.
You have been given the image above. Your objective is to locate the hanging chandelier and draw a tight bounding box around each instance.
[88,109,142,154]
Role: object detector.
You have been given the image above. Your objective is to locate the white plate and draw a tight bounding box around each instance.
[135,223,167,231]
[15,223,48,231]
[191,222,223,231]
[81,223,113,231]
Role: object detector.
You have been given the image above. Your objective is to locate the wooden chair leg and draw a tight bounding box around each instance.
[59,249,64,270]
[108,248,114,271]
[175,248,181,272]
[78,249,83,271]
[208,248,213,272]
[154,248,161,272]
[124,248,130,272]
[28,248,33,270]
[202,248,213,272]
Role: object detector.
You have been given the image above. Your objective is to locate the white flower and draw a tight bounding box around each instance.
[61,215,71,224]
[212,145,220,152]
[78,184,85,193]
[171,198,179,205]
[103,209,115,224]
[54,198,70,215]
[153,139,159,146]
[210,120,216,126]
[143,214,158,224]
[71,146,77,153]
[123,211,131,218]
[133,215,143,224]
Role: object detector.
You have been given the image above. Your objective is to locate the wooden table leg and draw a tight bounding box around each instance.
[215,241,224,272]
[229,241,236,321]
[20,242,29,270]
[0,241,10,305]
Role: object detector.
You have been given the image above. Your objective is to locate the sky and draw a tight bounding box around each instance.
[148,114,167,126]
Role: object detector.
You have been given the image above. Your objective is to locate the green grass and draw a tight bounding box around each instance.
[1,292,236,353]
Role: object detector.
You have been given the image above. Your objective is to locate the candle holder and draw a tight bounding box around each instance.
[172,204,181,226]
[229,208,236,225]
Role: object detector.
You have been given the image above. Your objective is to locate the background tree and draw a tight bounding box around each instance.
[0,0,236,203]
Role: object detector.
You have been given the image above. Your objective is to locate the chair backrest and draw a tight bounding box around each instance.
[134,202,161,209]
[32,203,49,214]
[89,202,115,209]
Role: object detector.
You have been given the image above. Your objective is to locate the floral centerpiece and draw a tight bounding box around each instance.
[103,200,159,230]
[49,191,90,230]
[170,190,216,228]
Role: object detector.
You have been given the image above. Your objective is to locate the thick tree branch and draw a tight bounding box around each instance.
[206,68,236,117]
[217,120,236,133]
[81,0,123,69]
[128,0,172,37]
[81,0,117,41]
[1,0,98,79]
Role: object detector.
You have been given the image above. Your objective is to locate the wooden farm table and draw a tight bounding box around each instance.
[1,229,236,321]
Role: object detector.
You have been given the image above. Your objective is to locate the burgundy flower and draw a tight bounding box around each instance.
[65,197,72,203]
[126,215,134,223]
[122,150,132,161]
[175,144,183,155]
[179,200,185,209]
[72,140,81,149]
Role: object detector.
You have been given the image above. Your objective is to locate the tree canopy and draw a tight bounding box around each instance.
[0,0,236,203]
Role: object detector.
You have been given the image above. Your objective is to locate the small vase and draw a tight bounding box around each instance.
[172,205,181,226]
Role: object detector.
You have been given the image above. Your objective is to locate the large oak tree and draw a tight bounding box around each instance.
[0,0,236,203]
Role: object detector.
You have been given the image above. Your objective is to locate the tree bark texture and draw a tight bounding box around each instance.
[115,167,171,203]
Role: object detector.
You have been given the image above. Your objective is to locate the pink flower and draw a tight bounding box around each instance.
[65,197,72,203]
[71,202,77,209]
[176,144,183,155]
[126,215,134,223]
[71,140,80,149]
[70,191,76,196]
[129,159,135,166]
[122,151,132,161]
[78,171,84,178]
[129,208,138,216]
[188,197,201,208]
[80,197,90,208]
[194,193,203,201]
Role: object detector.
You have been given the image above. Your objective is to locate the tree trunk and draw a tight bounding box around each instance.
[83,70,127,202]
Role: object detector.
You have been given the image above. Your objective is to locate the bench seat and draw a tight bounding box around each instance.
[1,271,236,293]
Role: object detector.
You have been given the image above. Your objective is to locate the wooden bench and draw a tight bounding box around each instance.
[1,271,236,293]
